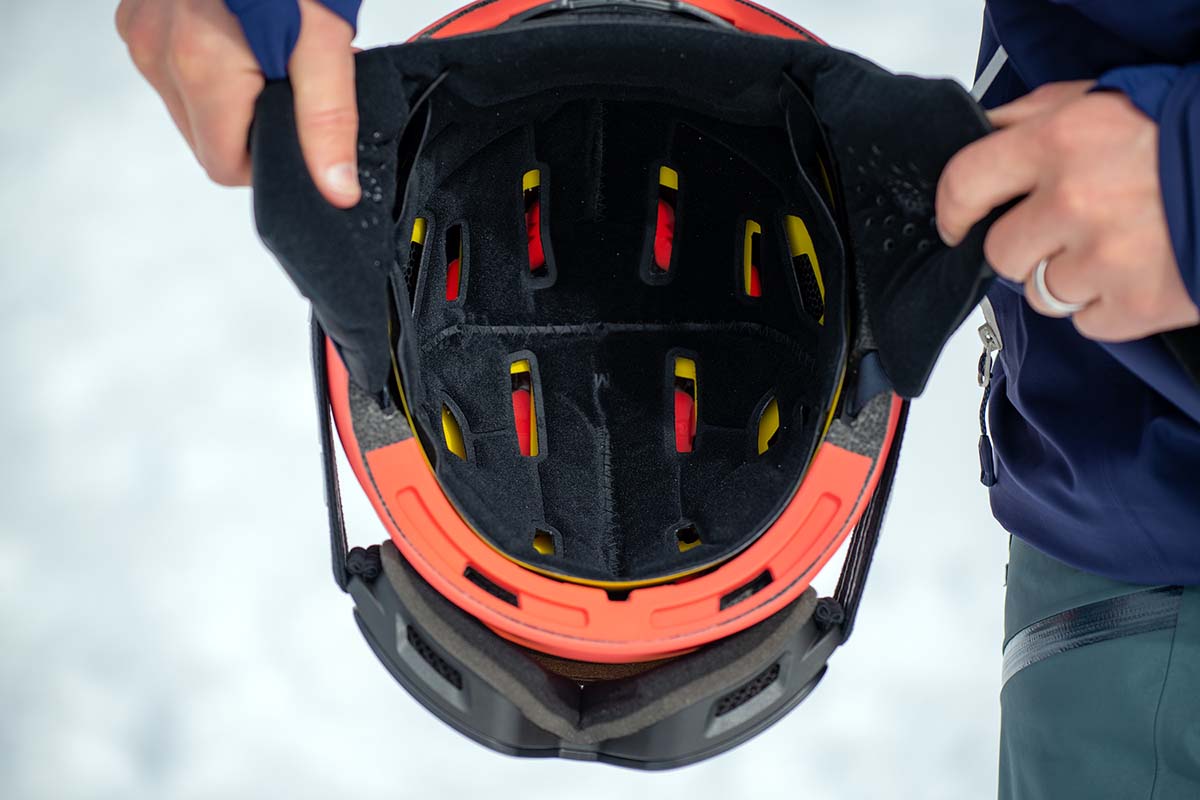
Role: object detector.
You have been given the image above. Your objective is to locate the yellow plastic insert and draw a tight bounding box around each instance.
[743,219,762,297]
[523,169,541,192]
[411,217,428,245]
[441,404,466,459]
[658,165,679,191]
[510,359,539,458]
[757,396,781,455]
[532,529,555,556]
[675,525,702,553]
[785,214,825,325]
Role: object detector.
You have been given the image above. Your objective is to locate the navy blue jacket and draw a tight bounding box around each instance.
[979,1,1200,584]
[227,0,1200,585]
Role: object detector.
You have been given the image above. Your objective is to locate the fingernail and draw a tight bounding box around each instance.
[324,162,360,200]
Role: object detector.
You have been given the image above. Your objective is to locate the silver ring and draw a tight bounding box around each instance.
[1033,257,1086,315]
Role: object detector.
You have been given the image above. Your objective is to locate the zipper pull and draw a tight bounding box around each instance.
[977,298,1002,487]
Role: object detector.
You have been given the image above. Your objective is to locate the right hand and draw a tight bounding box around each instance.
[115,0,361,207]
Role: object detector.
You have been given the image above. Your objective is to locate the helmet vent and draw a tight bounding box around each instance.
[719,569,773,610]
[785,215,824,324]
[405,625,464,691]
[444,223,464,302]
[742,219,763,297]
[675,524,701,553]
[441,403,467,460]
[672,356,698,453]
[405,217,427,311]
[652,165,679,274]
[463,565,519,607]
[756,396,781,454]
[714,662,780,717]
[523,169,549,277]
[532,529,556,556]
[510,358,539,457]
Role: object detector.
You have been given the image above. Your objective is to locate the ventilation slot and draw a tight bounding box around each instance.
[463,566,519,607]
[532,529,555,556]
[673,356,698,453]
[652,166,679,273]
[757,396,780,455]
[510,359,539,457]
[445,224,463,302]
[675,523,701,553]
[406,218,427,309]
[785,215,824,324]
[523,170,548,277]
[406,625,464,690]
[719,570,773,610]
[441,404,466,460]
[742,219,763,297]
[714,663,780,717]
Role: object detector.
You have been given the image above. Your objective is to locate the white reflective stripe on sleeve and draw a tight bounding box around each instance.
[971,45,1008,101]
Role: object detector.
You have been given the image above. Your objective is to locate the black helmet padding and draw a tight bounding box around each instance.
[252,16,997,583]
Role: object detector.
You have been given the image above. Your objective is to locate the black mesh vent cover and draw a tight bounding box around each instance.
[407,625,464,690]
[713,662,781,717]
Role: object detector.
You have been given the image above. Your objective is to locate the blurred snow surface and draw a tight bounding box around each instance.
[0,2,1006,798]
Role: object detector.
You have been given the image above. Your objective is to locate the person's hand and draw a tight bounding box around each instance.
[936,81,1199,341]
[116,0,361,207]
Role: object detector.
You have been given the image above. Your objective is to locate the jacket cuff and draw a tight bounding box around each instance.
[1097,63,1200,308]
[225,0,362,81]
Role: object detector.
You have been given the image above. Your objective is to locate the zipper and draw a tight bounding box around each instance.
[977,297,1002,486]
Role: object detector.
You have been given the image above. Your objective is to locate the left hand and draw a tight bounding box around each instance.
[936,81,1200,341]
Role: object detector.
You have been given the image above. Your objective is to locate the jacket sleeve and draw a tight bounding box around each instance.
[1096,63,1200,310]
[224,0,363,80]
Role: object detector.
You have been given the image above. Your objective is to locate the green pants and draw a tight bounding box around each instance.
[999,536,1200,799]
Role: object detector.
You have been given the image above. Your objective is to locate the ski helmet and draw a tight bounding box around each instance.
[251,0,995,769]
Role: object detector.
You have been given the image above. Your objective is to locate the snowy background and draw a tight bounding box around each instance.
[0,2,1008,798]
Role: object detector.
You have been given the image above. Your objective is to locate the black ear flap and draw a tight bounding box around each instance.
[250,55,414,397]
[788,48,999,398]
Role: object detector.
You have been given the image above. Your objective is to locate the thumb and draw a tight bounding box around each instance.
[289,0,359,207]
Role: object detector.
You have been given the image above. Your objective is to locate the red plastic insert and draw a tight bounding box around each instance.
[747,264,762,297]
[526,201,545,273]
[674,388,696,453]
[654,199,675,272]
[445,258,461,302]
[512,388,533,456]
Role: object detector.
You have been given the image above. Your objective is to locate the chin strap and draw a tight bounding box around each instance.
[832,399,909,639]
